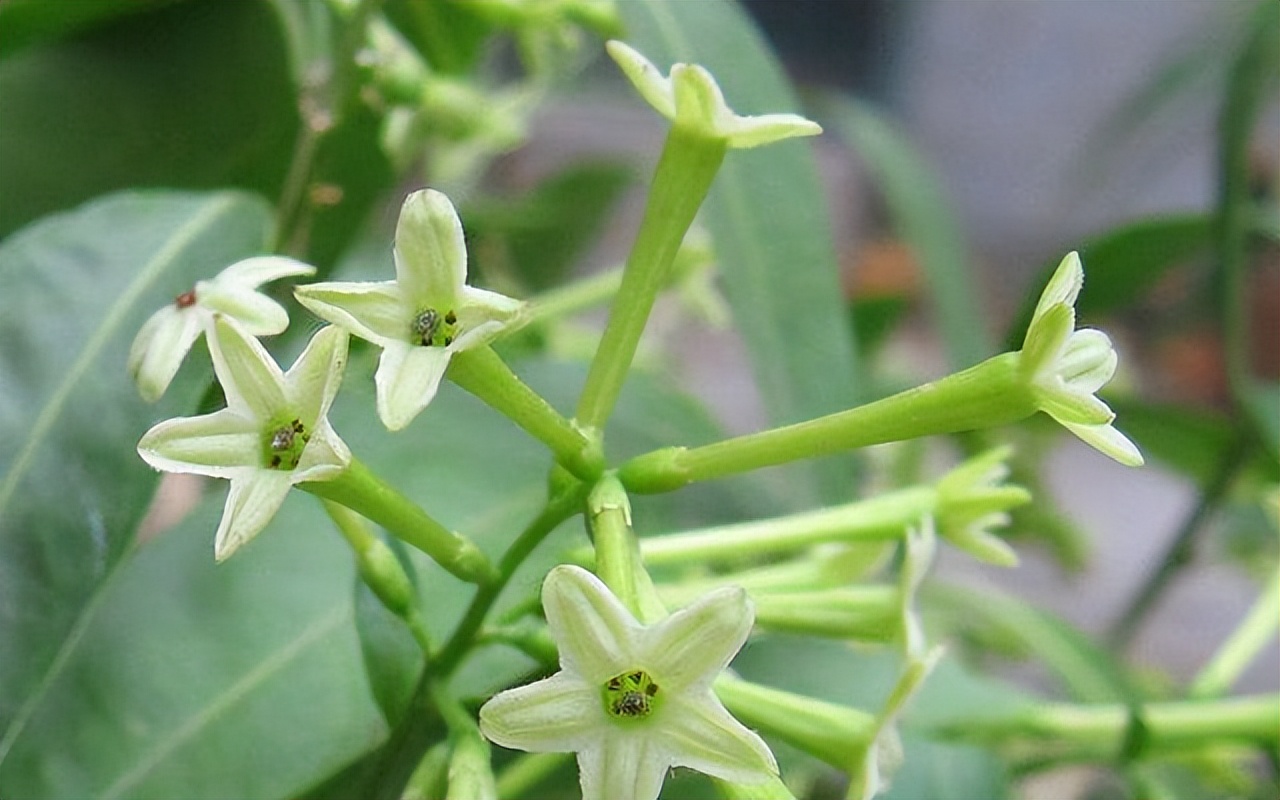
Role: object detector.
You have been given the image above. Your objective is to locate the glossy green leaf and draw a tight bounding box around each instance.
[822,96,991,369]
[0,0,180,59]
[0,190,276,786]
[0,0,296,241]
[620,0,860,507]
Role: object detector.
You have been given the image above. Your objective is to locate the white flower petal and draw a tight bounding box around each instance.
[129,305,202,403]
[642,585,753,693]
[292,419,351,482]
[578,731,668,800]
[672,63,728,133]
[284,325,349,430]
[374,342,451,431]
[1058,329,1117,394]
[215,255,315,288]
[1032,251,1084,323]
[209,316,289,421]
[394,189,467,308]
[479,673,603,754]
[449,286,524,352]
[294,281,408,345]
[542,565,639,684]
[724,113,823,149]
[662,694,778,783]
[198,283,290,336]
[137,409,261,479]
[1062,421,1145,467]
[1037,384,1115,427]
[213,470,295,562]
[605,40,675,118]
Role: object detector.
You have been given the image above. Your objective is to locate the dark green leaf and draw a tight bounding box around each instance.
[0,190,276,786]
[620,0,861,507]
[821,96,990,369]
[0,0,297,241]
[0,0,180,59]
[465,161,634,291]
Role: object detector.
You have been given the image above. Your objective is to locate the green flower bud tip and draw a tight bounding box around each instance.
[479,565,776,800]
[128,256,315,402]
[295,189,523,431]
[1020,252,1142,467]
[606,40,822,148]
[935,447,1030,567]
[137,317,350,561]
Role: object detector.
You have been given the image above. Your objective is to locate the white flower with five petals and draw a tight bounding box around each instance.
[128,256,315,402]
[294,190,522,430]
[1020,252,1143,467]
[137,317,351,561]
[606,40,822,148]
[479,564,777,800]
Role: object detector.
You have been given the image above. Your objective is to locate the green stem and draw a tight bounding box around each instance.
[1188,565,1280,699]
[575,127,727,432]
[620,352,1034,493]
[433,489,584,677]
[447,346,602,480]
[321,498,431,653]
[587,475,639,615]
[302,457,496,585]
[1108,434,1251,647]
[523,267,623,326]
[939,693,1280,758]
[626,486,936,566]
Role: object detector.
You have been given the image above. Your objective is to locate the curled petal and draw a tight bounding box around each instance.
[215,255,315,288]
[374,342,451,431]
[137,409,260,479]
[1058,329,1117,394]
[285,325,350,430]
[213,471,294,562]
[642,585,753,694]
[1031,251,1084,323]
[662,694,778,783]
[129,305,202,403]
[395,189,467,308]
[606,40,674,118]
[479,674,602,754]
[293,281,408,346]
[1062,421,1144,467]
[542,565,638,683]
[1036,384,1115,427]
[293,419,351,482]
[209,316,289,421]
[199,283,290,336]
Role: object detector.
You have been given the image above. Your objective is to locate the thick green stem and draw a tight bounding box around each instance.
[1189,566,1280,699]
[576,128,727,431]
[620,353,1034,493]
[939,693,1280,758]
[587,475,640,615]
[447,346,602,480]
[302,457,496,585]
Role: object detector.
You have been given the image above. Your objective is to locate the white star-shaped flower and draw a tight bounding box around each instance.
[128,256,316,402]
[606,40,821,148]
[479,564,777,800]
[137,316,351,561]
[294,189,523,430]
[1020,252,1143,467]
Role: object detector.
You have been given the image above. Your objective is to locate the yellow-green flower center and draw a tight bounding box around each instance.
[602,669,660,721]
[262,417,309,471]
[411,308,458,347]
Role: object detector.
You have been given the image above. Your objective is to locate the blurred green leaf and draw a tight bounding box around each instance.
[353,536,425,727]
[1004,215,1212,350]
[1107,400,1247,488]
[0,0,297,241]
[620,0,861,507]
[0,190,276,788]
[465,162,634,291]
[850,295,911,361]
[384,0,494,75]
[821,96,991,369]
[924,584,1137,704]
[0,0,180,59]
[881,736,1009,800]
[1241,381,1279,462]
